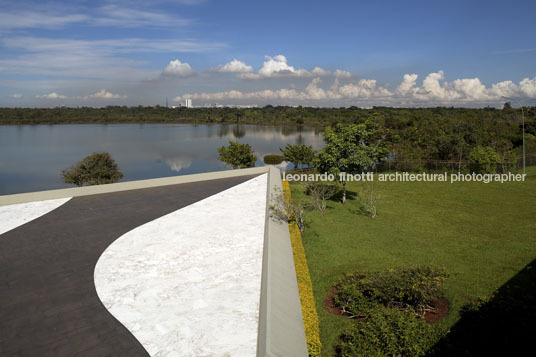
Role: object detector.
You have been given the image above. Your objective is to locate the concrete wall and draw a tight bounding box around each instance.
[257,166,309,356]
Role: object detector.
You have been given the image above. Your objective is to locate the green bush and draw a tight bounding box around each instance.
[217,141,257,169]
[335,308,442,357]
[263,154,284,165]
[334,266,448,318]
[62,152,123,187]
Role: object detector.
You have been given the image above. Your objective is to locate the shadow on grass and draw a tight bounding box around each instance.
[330,189,358,203]
[427,259,536,356]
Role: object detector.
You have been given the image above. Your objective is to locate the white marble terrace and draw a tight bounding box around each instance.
[94,174,268,356]
[0,197,72,235]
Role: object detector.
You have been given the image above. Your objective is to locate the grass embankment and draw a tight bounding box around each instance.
[290,168,536,356]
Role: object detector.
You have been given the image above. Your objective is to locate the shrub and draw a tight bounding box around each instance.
[269,185,307,232]
[217,141,257,169]
[62,152,123,187]
[335,308,442,357]
[263,154,285,165]
[303,182,338,213]
[334,266,448,318]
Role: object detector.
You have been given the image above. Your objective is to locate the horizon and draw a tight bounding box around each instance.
[1,0,535,108]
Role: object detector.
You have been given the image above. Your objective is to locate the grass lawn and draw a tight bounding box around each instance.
[290,167,536,356]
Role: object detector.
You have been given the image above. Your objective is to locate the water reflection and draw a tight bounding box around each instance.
[0,124,324,195]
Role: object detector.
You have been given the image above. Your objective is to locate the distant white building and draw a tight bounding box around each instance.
[185,98,192,108]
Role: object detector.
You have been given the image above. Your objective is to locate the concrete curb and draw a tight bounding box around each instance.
[0,167,268,206]
[257,166,309,357]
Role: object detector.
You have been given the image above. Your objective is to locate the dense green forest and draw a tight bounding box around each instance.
[1,106,535,171]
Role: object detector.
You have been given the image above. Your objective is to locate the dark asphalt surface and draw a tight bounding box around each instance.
[0,174,259,357]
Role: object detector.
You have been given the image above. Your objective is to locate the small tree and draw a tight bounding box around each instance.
[304,182,338,213]
[280,144,315,169]
[218,141,257,169]
[269,187,306,232]
[315,121,389,204]
[62,152,123,186]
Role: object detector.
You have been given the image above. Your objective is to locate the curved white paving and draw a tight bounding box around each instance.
[94,174,267,357]
[0,198,72,235]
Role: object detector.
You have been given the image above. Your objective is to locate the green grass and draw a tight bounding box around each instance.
[290,168,536,356]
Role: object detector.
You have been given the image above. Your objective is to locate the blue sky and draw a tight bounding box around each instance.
[1,0,535,107]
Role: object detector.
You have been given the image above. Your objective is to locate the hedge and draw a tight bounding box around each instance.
[282,180,321,357]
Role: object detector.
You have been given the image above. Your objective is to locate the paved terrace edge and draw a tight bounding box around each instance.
[0,167,268,206]
[257,166,309,357]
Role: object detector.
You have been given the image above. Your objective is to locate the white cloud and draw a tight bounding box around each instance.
[173,71,536,106]
[214,59,253,73]
[396,73,418,95]
[0,11,88,30]
[162,59,196,78]
[9,93,23,99]
[311,67,331,76]
[94,5,192,28]
[239,55,313,79]
[520,77,536,97]
[0,5,191,30]
[35,92,67,99]
[84,89,126,100]
[334,69,352,79]
[0,37,223,83]
[452,78,491,101]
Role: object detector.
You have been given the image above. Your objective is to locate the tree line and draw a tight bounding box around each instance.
[6,105,533,173]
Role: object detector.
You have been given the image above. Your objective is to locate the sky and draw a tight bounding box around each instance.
[1,0,535,108]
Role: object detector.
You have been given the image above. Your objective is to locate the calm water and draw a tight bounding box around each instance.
[0,124,324,195]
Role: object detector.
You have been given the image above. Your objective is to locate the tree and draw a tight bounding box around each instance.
[217,141,257,169]
[280,144,315,169]
[468,146,501,173]
[315,121,389,204]
[62,152,123,186]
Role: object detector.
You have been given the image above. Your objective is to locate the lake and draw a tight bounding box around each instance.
[0,124,324,195]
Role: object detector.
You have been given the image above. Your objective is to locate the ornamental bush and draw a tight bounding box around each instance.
[62,152,123,187]
[334,266,448,318]
[335,308,442,357]
[217,141,257,169]
[263,154,285,165]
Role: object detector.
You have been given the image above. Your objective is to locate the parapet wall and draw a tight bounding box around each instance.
[257,166,309,356]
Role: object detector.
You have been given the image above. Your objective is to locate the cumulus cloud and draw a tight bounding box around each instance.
[84,89,126,99]
[173,71,536,106]
[396,73,418,95]
[162,59,196,78]
[213,59,253,73]
[9,93,23,99]
[311,67,331,76]
[35,92,66,99]
[239,55,313,79]
[520,77,536,97]
[334,69,353,79]
[223,55,348,80]
[174,76,391,102]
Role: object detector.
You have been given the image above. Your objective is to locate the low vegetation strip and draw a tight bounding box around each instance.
[282,180,322,357]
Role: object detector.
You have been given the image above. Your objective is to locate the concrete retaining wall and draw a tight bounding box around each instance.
[257,166,309,356]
